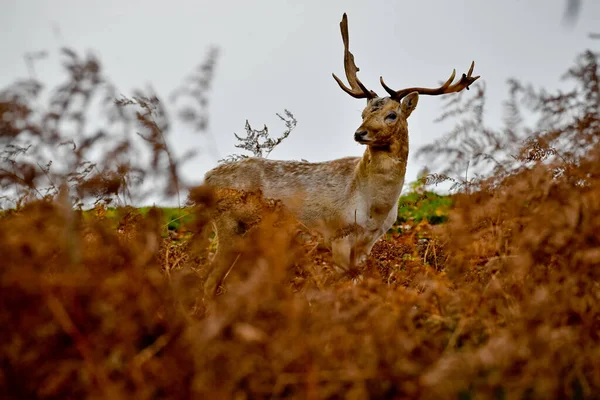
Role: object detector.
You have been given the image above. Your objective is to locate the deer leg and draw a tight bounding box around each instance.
[204,204,260,299]
[204,215,239,299]
[331,235,367,279]
[331,236,352,272]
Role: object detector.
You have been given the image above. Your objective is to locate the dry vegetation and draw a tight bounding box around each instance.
[1,38,600,399]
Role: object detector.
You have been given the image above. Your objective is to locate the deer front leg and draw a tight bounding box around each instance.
[204,207,258,299]
[204,216,239,299]
[331,236,351,271]
[331,235,367,281]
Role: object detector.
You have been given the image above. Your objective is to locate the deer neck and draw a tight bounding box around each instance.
[353,135,409,201]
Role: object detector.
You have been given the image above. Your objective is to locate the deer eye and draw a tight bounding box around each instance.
[385,112,397,121]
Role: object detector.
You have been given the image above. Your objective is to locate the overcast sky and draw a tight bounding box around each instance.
[2,0,599,200]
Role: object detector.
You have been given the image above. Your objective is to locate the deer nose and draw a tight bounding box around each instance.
[354,130,368,141]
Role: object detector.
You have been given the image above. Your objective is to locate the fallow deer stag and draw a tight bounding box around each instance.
[202,13,479,297]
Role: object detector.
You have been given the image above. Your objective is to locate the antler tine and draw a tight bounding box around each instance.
[332,13,378,99]
[380,61,480,101]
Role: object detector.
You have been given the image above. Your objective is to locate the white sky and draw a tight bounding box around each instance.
[2,0,599,202]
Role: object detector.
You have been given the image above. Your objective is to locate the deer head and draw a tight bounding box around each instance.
[332,13,480,148]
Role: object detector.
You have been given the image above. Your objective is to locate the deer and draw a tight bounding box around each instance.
[202,13,479,298]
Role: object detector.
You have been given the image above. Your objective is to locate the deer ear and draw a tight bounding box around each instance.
[401,92,419,118]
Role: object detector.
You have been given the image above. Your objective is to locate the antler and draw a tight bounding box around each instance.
[332,13,378,99]
[380,61,480,101]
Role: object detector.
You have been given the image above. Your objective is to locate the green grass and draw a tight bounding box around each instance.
[81,206,195,232]
[0,205,195,234]
[395,190,453,226]
[138,206,195,231]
